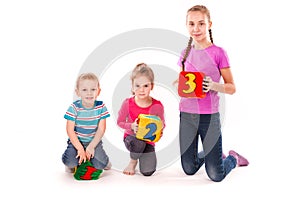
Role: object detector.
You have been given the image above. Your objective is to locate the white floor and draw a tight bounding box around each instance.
[50,157,290,200]
[3,146,297,200]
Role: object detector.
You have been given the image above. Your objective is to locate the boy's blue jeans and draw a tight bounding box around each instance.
[62,140,109,170]
[179,112,237,182]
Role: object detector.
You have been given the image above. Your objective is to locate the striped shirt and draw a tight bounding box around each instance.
[64,100,110,142]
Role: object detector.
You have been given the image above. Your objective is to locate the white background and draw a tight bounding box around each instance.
[1,0,299,199]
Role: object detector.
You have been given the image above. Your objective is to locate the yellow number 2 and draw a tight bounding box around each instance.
[183,73,196,94]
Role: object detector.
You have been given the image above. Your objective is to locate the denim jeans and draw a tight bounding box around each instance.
[179,112,237,182]
[124,135,156,176]
[62,140,109,170]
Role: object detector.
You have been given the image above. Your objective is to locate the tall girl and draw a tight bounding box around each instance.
[177,5,248,182]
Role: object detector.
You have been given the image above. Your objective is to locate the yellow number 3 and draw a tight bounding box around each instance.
[183,73,196,94]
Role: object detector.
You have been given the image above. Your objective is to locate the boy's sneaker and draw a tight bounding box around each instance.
[229,150,249,167]
[104,161,112,170]
[65,166,75,173]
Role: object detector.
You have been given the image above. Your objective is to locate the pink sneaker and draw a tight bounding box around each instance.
[229,150,249,167]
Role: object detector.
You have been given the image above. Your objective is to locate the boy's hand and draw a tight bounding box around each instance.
[76,148,87,164]
[86,145,95,160]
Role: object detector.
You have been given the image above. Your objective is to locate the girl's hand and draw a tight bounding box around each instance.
[76,148,87,165]
[203,76,216,92]
[172,79,179,88]
[86,145,95,160]
[172,79,179,90]
[131,119,139,134]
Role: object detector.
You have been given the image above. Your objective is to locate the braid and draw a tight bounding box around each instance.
[181,37,193,70]
[209,29,214,44]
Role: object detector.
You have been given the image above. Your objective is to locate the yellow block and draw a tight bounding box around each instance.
[136,114,163,142]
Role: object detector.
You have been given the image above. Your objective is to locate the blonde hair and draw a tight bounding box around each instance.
[130,63,154,94]
[182,5,213,69]
[76,73,100,89]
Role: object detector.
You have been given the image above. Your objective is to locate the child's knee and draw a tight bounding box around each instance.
[141,170,155,176]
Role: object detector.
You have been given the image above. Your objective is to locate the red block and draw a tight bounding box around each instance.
[178,71,206,98]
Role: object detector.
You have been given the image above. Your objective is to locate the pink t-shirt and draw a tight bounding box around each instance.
[117,96,165,145]
[177,44,230,114]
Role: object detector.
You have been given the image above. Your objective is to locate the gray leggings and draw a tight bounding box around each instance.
[124,135,156,176]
